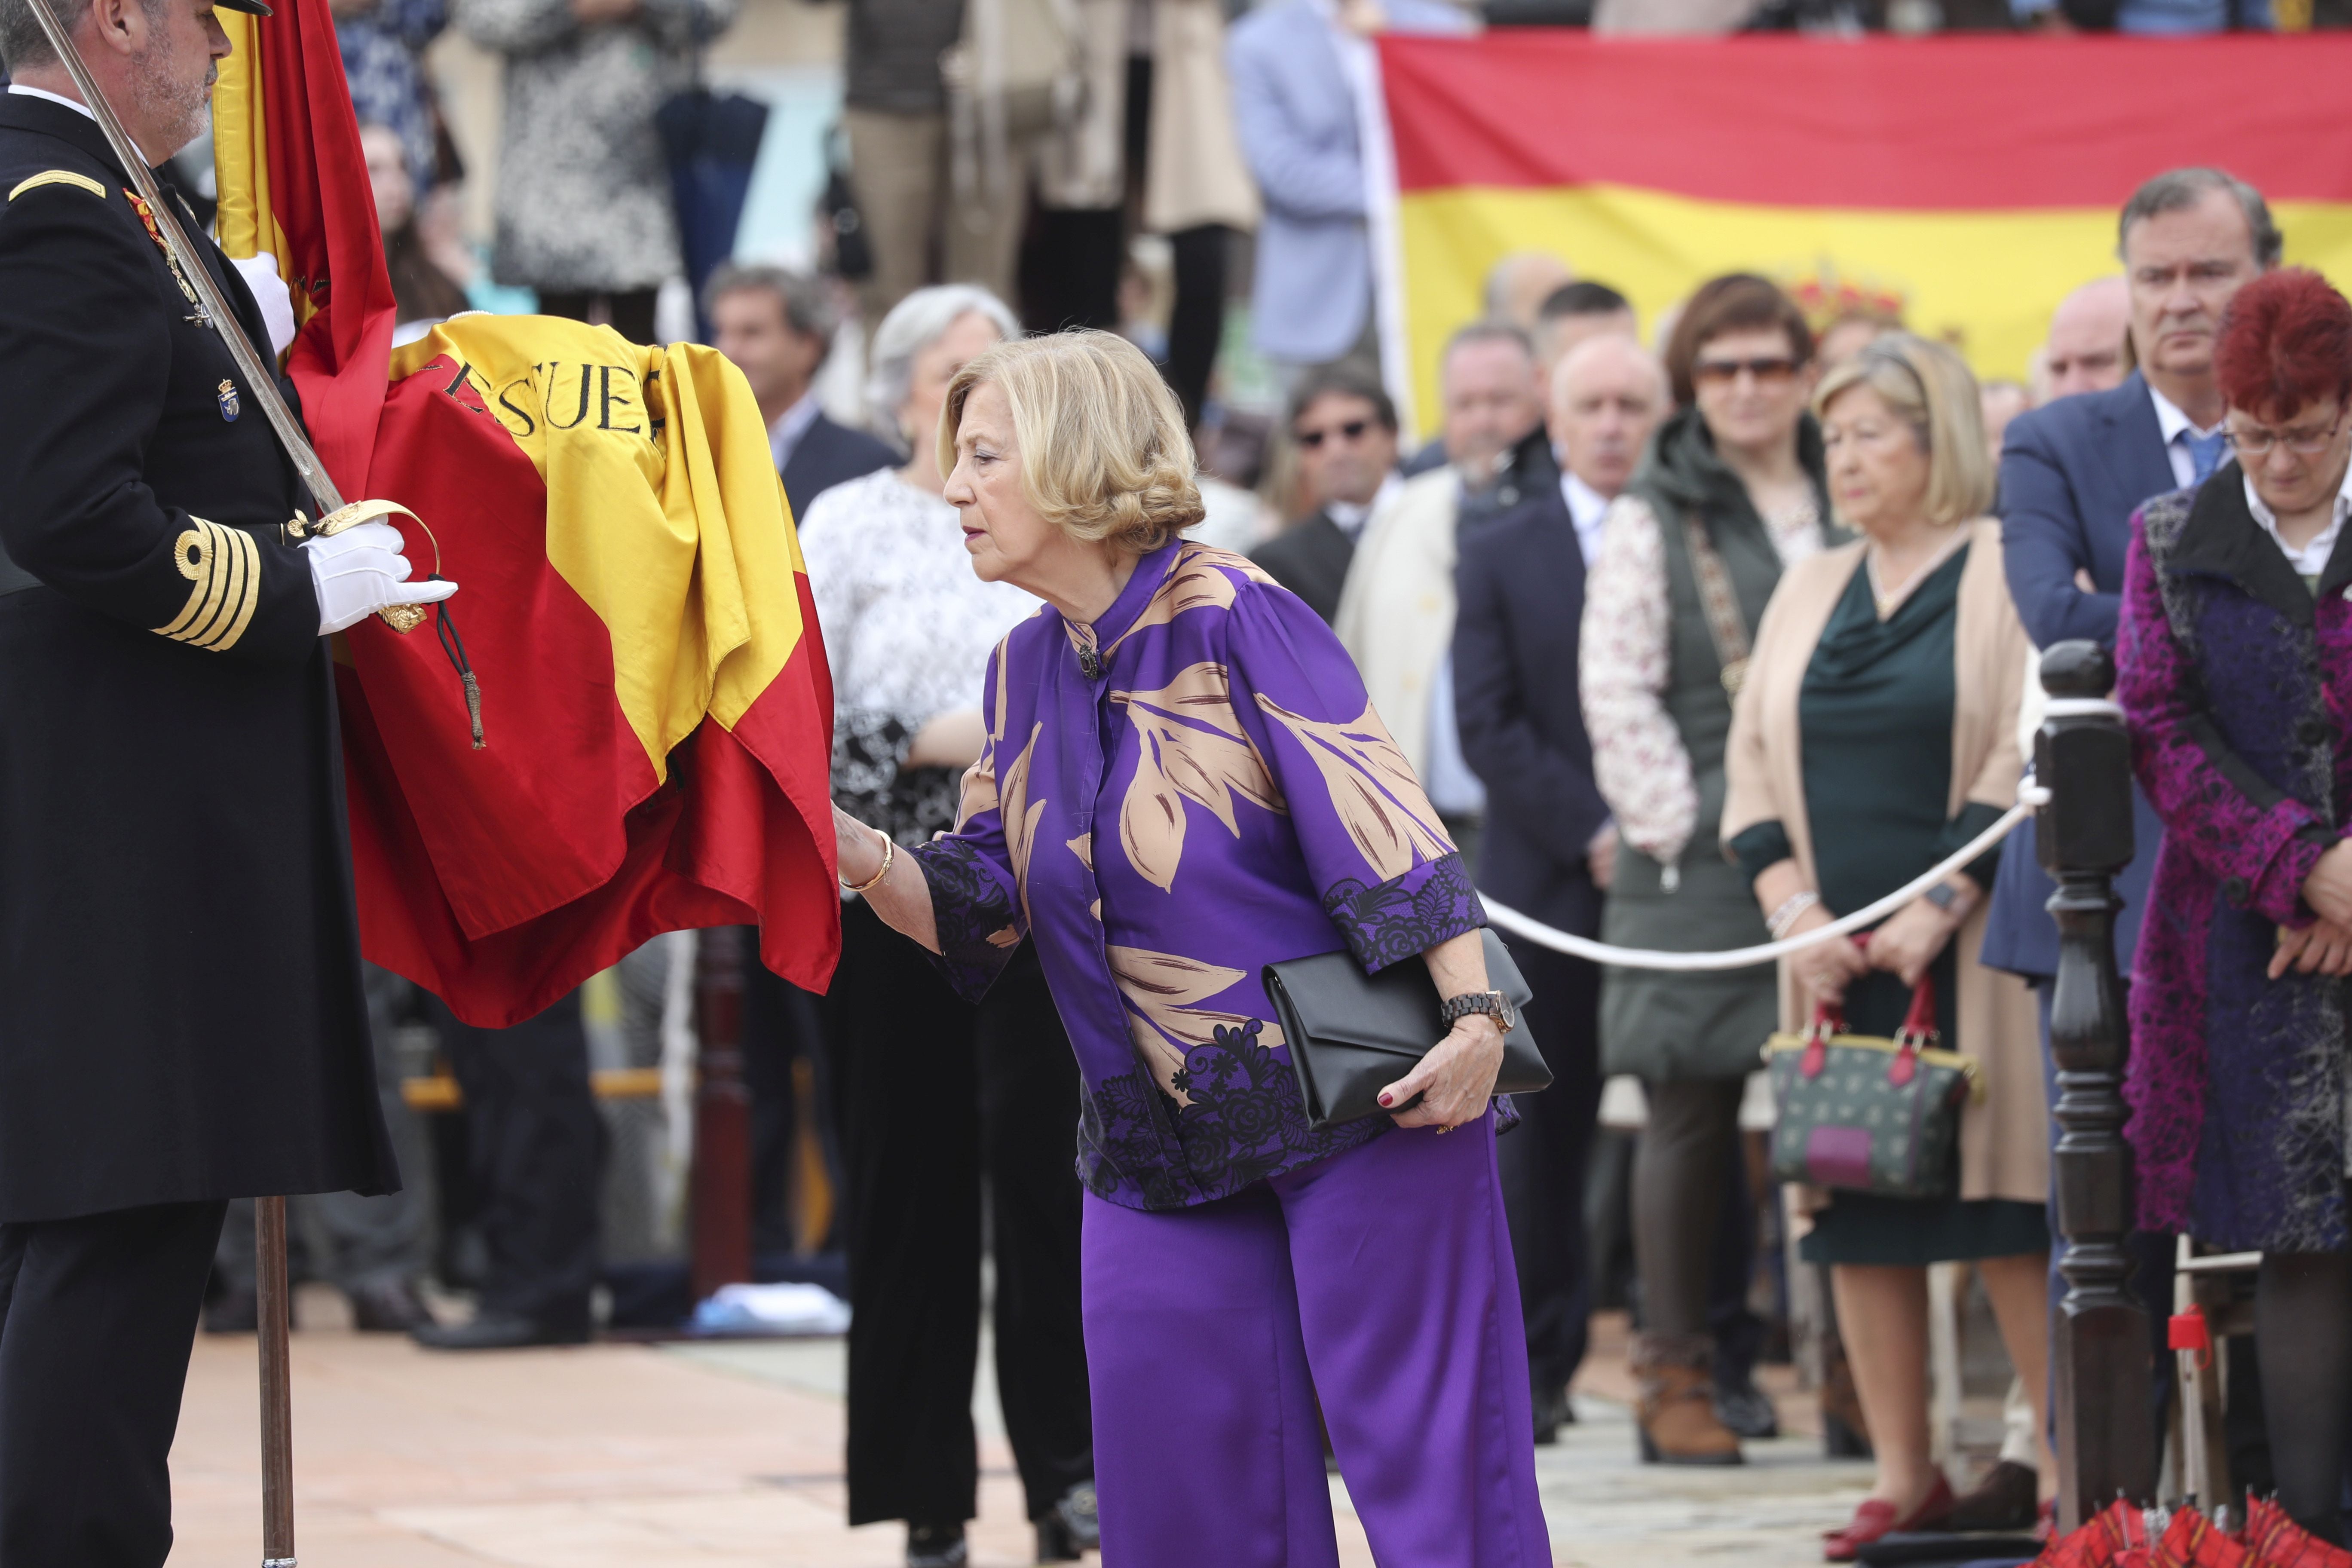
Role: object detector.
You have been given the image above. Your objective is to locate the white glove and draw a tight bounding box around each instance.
[230,251,298,357]
[304,519,459,635]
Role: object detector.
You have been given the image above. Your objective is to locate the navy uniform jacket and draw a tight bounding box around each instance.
[1981,371,2174,981]
[0,94,396,1221]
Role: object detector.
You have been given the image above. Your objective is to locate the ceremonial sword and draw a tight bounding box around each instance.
[21,0,435,636]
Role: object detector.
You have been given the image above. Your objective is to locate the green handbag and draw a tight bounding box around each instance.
[1763,956,1982,1200]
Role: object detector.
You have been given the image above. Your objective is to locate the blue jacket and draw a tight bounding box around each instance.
[1981,371,2176,980]
[1452,483,1610,937]
[1225,0,1468,365]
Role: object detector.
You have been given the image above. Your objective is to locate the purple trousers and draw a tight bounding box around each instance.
[1081,1115,1552,1567]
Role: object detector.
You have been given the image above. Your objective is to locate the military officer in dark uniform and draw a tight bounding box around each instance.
[0,0,456,1554]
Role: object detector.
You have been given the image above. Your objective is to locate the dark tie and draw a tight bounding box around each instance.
[2184,429,2227,484]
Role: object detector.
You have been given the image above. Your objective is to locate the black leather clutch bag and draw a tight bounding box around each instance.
[1261,929,1549,1130]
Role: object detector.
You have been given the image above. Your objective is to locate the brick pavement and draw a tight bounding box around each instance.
[167,1292,1873,1566]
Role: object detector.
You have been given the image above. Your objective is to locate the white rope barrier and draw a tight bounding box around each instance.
[1480,790,2041,972]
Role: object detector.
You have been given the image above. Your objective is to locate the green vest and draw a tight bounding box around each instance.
[1599,410,1831,1082]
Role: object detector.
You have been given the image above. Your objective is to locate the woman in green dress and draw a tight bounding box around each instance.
[1721,336,2052,1562]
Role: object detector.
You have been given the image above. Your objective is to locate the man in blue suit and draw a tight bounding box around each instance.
[1455,334,1665,1442]
[1985,166,2277,1474]
[1226,0,1470,380]
[707,263,897,523]
[1987,166,2277,1004]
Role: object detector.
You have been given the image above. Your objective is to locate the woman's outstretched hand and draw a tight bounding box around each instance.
[1378,1015,1505,1132]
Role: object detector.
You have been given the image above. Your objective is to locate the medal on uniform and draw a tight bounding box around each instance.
[217,379,239,422]
[122,188,209,325]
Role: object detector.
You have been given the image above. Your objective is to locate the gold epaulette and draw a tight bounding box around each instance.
[6,169,105,202]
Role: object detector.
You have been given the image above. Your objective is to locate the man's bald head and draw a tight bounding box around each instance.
[1549,334,1669,500]
[2043,275,2131,400]
[1484,251,1575,331]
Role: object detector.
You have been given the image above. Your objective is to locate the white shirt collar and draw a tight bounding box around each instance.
[8,84,151,165]
[2148,381,2223,446]
[768,391,824,472]
[1324,470,1400,539]
[2243,463,2352,579]
[1559,469,1614,562]
[9,83,93,122]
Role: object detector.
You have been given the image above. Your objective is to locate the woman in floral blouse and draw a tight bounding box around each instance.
[831,330,1550,1565]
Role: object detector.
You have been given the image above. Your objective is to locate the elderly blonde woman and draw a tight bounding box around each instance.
[831,330,1551,1566]
[798,286,1100,1568]
[1721,335,2050,1562]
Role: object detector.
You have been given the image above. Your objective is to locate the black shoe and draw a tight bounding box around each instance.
[1945,1459,2039,1532]
[347,1277,432,1334]
[1713,1377,1780,1440]
[410,1311,591,1351]
[1823,1409,1874,1460]
[204,1288,260,1335]
[1533,1384,1572,1446]
[1036,1480,1097,1560]
[906,1523,968,1567]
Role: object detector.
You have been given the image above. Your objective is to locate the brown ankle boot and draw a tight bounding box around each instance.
[1631,1333,1743,1467]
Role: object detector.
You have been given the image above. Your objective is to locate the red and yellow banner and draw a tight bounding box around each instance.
[212,0,839,1024]
[1379,34,2352,430]
[213,0,395,489]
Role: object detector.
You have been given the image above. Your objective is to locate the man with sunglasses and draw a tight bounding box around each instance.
[1252,368,1400,625]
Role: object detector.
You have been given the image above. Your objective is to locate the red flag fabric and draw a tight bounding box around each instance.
[212,0,395,493]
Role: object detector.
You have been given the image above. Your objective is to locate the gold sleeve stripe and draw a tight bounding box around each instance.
[155,519,261,652]
[7,170,106,202]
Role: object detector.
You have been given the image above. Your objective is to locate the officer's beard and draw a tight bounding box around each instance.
[127,40,216,162]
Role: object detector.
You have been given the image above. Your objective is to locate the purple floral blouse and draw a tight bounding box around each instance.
[908,539,1488,1210]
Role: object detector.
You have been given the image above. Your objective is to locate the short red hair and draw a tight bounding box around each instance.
[2214,268,2352,423]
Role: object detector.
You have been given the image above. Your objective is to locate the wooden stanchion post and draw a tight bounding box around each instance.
[691,927,754,1302]
[256,1194,297,1567]
[2037,640,2156,1530]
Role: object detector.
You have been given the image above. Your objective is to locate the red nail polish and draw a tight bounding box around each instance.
[1378,1093,1393,1107]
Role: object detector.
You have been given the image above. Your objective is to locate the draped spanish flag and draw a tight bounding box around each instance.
[211,0,839,1026]
[1378,34,2352,434]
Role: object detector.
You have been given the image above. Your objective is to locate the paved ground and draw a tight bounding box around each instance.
[168,1294,1875,1567]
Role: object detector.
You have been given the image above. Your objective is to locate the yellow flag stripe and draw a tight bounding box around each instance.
[209,10,297,325]
[1397,183,2352,428]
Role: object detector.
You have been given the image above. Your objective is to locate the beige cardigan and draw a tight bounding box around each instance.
[1721,518,2048,1209]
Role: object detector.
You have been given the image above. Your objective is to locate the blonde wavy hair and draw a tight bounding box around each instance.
[1813,333,1996,527]
[937,330,1204,555]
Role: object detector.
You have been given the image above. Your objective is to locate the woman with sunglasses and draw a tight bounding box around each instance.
[1580,273,1836,1466]
[2119,267,2352,1546]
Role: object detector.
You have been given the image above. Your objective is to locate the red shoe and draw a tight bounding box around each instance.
[1823,1476,1956,1562]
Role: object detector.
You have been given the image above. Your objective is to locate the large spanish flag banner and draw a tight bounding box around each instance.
[212,0,840,1026]
[1378,34,2352,433]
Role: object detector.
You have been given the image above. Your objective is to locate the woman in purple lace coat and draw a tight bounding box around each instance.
[2117,268,2352,1544]
[828,331,1551,1566]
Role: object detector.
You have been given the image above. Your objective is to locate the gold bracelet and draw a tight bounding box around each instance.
[840,829,894,895]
